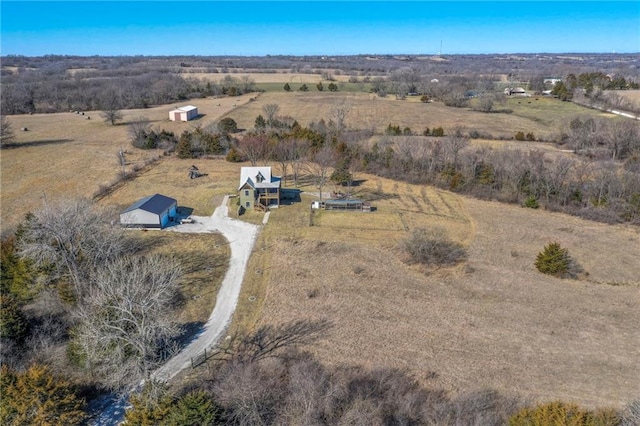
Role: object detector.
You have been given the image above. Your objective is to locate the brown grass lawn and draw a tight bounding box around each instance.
[251,172,640,409]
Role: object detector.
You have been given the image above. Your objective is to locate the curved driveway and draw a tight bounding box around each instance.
[154,195,260,381]
[90,196,260,425]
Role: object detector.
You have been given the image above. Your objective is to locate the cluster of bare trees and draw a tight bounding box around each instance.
[4,199,183,390]
[364,133,640,223]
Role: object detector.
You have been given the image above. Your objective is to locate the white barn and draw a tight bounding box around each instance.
[120,194,178,229]
[169,105,198,122]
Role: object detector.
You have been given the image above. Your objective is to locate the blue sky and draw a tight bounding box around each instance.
[1,1,638,56]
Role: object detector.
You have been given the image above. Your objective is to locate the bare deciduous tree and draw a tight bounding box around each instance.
[262,104,280,128]
[72,255,181,390]
[238,133,271,166]
[1,115,15,146]
[329,101,351,132]
[271,138,303,187]
[100,88,124,125]
[18,199,129,300]
[128,116,152,148]
[307,146,336,201]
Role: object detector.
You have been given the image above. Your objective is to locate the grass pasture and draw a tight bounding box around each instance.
[3,85,639,409]
[252,173,640,409]
[0,95,255,230]
[223,91,609,140]
[613,89,640,104]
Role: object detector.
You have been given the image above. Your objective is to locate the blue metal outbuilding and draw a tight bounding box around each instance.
[120,194,178,228]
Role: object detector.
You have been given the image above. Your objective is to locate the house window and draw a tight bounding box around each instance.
[245,202,250,208]
[244,190,249,196]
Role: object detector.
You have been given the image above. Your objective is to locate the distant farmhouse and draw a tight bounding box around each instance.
[169,105,198,122]
[238,166,281,210]
[120,193,177,229]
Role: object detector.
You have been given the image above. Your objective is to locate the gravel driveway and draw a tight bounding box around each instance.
[91,195,260,424]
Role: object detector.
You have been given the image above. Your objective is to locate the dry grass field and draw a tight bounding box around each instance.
[134,232,229,325]
[0,94,255,230]
[223,92,611,141]
[2,86,638,409]
[614,89,640,103]
[252,174,640,409]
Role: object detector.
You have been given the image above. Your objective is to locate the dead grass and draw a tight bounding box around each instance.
[3,90,639,408]
[224,92,607,140]
[0,95,256,230]
[613,90,640,103]
[133,231,229,324]
[251,171,640,409]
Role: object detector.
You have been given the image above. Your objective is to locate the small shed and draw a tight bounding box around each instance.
[169,105,198,122]
[120,194,178,229]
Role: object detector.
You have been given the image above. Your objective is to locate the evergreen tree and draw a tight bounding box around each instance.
[0,364,86,426]
[535,242,571,277]
[164,391,222,425]
[283,83,291,92]
[316,81,324,91]
[254,114,266,130]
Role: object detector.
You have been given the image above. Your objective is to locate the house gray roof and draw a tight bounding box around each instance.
[122,194,177,215]
[238,166,281,190]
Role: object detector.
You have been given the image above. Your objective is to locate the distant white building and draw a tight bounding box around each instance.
[543,78,562,86]
[169,105,198,122]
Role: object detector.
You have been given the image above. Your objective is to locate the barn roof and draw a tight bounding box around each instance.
[122,194,177,215]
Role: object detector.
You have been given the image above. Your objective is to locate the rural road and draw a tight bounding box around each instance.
[90,195,260,425]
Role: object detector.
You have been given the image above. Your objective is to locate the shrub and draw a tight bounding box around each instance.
[283,83,291,92]
[526,132,536,141]
[402,227,467,267]
[225,147,245,163]
[509,401,620,426]
[218,117,238,134]
[432,127,445,137]
[163,391,222,426]
[420,95,429,103]
[523,195,539,209]
[535,242,570,277]
[385,124,401,136]
[514,131,525,141]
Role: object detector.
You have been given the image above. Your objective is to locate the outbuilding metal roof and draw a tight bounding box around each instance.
[122,194,177,215]
[170,105,198,113]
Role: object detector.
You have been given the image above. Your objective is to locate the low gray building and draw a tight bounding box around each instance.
[120,194,177,229]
